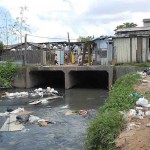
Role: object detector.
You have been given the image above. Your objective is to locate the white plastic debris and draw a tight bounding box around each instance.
[29,115,40,123]
[0,112,9,117]
[10,108,24,114]
[136,110,144,116]
[147,104,150,108]
[136,97,149,107]
[127,109,136,118]
[145,111,150,116]
[135,107,143,110]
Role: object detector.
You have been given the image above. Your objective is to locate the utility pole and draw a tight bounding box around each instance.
[67,32,71,63]
[67,32,70,51]
[23,34,27,66]
[88,42,91,65]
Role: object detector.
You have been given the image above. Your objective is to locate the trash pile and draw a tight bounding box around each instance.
[1,87,62,99]
[127,97,150,122]
[0,107,56,131]
[122,70,150,130]
[116,71,150,149]
[143,67,150,75]
[0,106,89,132]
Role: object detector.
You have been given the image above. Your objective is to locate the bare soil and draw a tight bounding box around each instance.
[115,76,150,150]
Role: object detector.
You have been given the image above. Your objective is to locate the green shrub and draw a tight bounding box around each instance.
[85,73,141,150]
[0,61,17,88]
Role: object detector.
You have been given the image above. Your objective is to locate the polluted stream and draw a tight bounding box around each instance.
[0,88,108,150]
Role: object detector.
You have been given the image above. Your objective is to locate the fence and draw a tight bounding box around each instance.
[0,50,63,65]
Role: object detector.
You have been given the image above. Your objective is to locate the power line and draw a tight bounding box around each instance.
[27,33,78,41]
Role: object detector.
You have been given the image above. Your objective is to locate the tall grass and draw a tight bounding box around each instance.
[85,73,141,150]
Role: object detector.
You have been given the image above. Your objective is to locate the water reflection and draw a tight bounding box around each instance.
[0,88,108,110]
[65,88,108,110]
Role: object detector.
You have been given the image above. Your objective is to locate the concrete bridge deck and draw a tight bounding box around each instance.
[14,65,114,89]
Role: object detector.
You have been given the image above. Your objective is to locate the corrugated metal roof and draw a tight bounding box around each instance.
[116,26,150,32]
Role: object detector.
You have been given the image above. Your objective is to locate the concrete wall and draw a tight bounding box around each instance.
[13,66,146,90]
[14,66,113,90]
[115,66,145,79]
[13,68,26,88]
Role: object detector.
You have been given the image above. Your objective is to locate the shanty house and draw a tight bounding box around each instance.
[93,36,114,65]
[113,35,150,63]
[114,19,150,64]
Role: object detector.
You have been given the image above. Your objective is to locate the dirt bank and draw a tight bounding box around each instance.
[116,76,150,150]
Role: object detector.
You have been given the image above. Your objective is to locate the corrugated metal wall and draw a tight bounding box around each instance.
[142,37,147,62]
[108,43,113,64]
[95,39,112,65]
[114,38,130,63]
[114,37,149,63]
[131,38,137,62]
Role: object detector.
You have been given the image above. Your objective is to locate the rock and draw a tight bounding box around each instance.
[146,123,150,127]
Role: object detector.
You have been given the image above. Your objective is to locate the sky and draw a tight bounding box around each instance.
[0,0,150,44]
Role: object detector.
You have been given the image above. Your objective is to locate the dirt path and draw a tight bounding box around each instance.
[115,75,150,150]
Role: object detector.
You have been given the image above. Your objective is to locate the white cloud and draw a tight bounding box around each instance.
[0,0,150,44]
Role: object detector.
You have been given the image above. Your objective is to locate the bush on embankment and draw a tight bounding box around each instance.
[0,61,17,88]
[85,72,141,150]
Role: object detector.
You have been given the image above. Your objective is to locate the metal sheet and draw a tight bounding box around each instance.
[114,38,130,63]
[131,37,137,62]
[142,38,147,62]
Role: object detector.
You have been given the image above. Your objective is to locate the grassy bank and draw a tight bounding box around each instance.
[85,72,141,150]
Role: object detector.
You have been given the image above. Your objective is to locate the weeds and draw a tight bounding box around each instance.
[85,73,141,150]
[0,61,17,88]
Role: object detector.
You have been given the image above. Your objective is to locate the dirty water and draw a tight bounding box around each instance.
[0,88,108,150]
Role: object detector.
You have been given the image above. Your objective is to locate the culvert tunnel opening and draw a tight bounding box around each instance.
[69,71,109,89]
[30,71,65,88]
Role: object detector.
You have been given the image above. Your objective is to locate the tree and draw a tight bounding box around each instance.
[0,8,13,45]
[0,6,30,45]
[0,41,4,59]
[77,36,94,42]
[115,22,137,30]
[13,6,30,44]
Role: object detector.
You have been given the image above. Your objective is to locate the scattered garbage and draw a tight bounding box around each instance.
[38,120,48,126]
[0,106,59,132]
[145,111,150,116]
[16,114,30,124]
[10,108,25,114]
[143,67,150,75]
[4,92,28,99]
[2,87,62,99]
[79,110,88,117]
[127,109,136,118]
[65,110,78,116]
[61,105,69,109]
[130,92,143,98]
[136,97,149,107]
[0,114,25,132]
[144,90,150,94]
[29,115,40,124]
[7,107,14,112]
[146,123,150,127]
[29,95,63,105]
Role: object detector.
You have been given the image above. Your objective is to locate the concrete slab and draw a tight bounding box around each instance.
[0,114,25,131]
